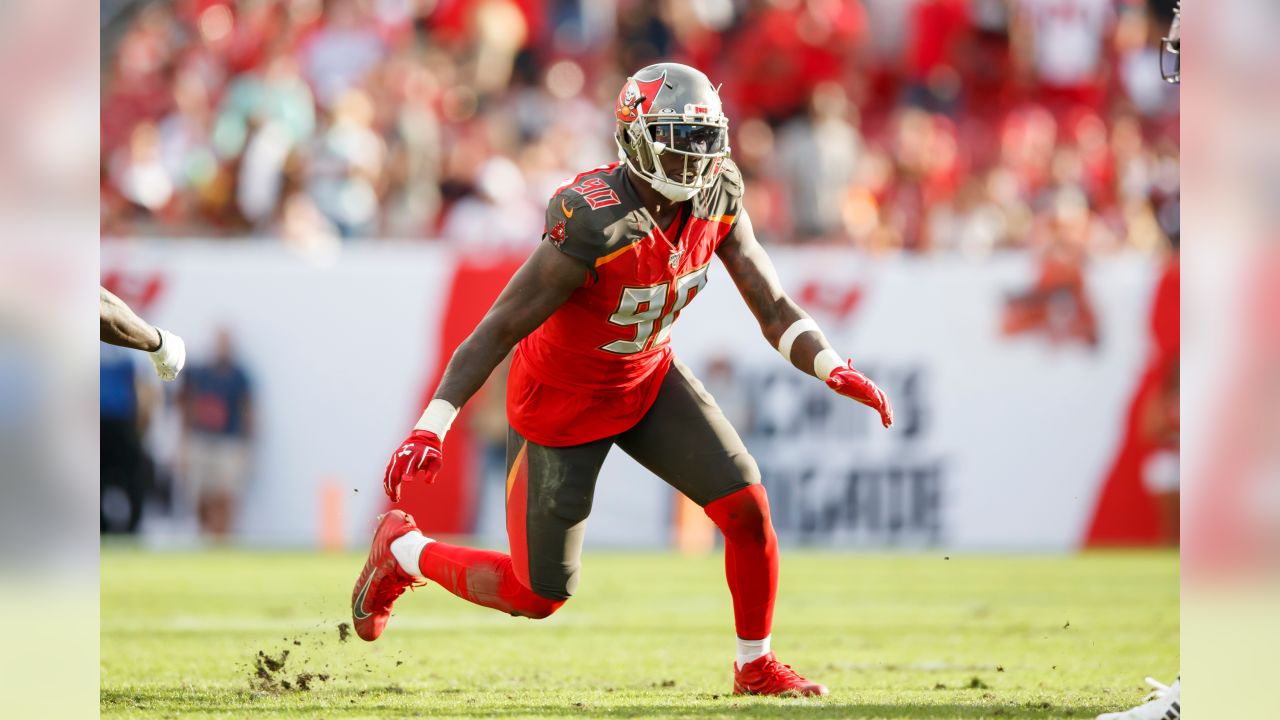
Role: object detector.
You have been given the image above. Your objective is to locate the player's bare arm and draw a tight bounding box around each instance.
[101,286,162,351]
[716,212,894,428]
[381,241,586,501]
[434,242,585,407]
[100,286,186,381]
[715,212,829,377]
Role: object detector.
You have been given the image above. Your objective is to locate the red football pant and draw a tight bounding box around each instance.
[417,543,564,619]
[704,484,778,640]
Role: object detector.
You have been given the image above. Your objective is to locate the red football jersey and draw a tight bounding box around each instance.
[507,160,745,446]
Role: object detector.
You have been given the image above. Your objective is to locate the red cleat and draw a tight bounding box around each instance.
[351,510,423,642]
[733,652,829,697]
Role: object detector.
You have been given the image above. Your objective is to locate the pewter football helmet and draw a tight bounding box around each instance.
[614,63,730,202]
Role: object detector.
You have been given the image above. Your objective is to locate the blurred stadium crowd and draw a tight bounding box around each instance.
[101,0,1180,255]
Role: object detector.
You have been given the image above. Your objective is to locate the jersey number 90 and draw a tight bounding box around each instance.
[602,265,709,354]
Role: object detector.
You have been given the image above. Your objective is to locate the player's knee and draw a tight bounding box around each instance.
[516,595,566,620]
[508,572,571,619]
[688,452,761,507]
[733,453,763,487]
[704,483,774,547]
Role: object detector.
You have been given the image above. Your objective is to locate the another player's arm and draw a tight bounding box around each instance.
[716,212,893,428]
[381,242,587,500]
[100,286,161,351]
[100,286,187,381]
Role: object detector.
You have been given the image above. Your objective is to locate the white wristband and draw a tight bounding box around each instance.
[415,398,459,439]
[777,319,821,364]
[813,348,844,381]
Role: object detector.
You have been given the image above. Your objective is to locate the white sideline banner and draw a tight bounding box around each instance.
[639,249,1154,551]
[102,242,1155,551]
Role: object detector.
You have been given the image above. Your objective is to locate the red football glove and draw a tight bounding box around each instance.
[826,360,894,428]
[383,430,443,502]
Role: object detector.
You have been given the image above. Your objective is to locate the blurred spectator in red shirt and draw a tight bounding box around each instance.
[904,0,970,113]
[723,0,866,124]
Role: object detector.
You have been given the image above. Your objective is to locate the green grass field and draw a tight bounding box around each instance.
[101,547,1177,719]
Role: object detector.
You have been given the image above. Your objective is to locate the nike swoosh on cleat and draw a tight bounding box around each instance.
[353,571,376,620]
[561,199,574,218]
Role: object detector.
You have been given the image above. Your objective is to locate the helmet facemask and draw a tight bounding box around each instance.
[1161,1,1181,85]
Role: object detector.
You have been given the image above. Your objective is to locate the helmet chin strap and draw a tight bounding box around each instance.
[650,177,699,202]
[644,148,706,202]
[618,148,702,202]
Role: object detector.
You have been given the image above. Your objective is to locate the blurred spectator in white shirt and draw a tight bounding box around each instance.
[441,156,541,252]
[1014,0,1115,89]
[299,0,387,110]
[777,82,864,242]
[306,89,387,237]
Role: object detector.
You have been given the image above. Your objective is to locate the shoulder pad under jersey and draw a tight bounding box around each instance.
[695,158,745,230]
[543,166,637,267]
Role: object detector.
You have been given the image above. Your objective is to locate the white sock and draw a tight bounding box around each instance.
[389,530,434,578]
[736,635,771,667]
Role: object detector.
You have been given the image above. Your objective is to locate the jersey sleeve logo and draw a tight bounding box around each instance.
[560,198,574,218]
[548,219,568,247]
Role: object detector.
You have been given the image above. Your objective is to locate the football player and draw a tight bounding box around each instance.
[99,286,185,381]
[351,62,893,696]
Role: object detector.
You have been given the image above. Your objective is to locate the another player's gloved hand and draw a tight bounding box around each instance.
[149,327,186,382]
[383,430,443,502]
[826,360,894,428]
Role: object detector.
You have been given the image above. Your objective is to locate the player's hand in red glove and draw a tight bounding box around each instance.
[826,360,894,428]
[383,430,443,502]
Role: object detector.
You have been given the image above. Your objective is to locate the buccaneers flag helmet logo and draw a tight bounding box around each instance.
[615,71,667,124]
[548,219,567,248]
